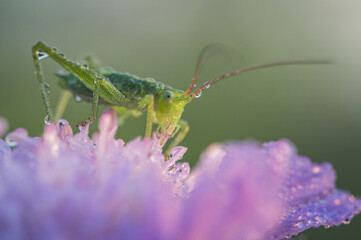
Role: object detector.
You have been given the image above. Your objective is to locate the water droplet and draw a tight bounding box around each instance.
[312,166,321,173]
[83,64,89,69]
[205,84,210,89]
[75,95,82,102]
[59,53,65,57]
[44,82,51,95]
[5,129,28,148]
[315,216,324,224]
[44,115,51,125]
[195,91,202,98]
[58,120,66,127]
[6,138,18,148]
[343,219,350,224]
[64,136,72,143]
[37,51,48,60]
[295,221,306,229]
[52,47,57,52]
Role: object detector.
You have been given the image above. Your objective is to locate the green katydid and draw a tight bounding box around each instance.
[32,41,329,158]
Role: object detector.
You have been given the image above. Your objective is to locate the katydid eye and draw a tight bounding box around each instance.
[163,91,174,103]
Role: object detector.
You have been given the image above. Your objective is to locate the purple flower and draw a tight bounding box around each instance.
[0,109,360,240]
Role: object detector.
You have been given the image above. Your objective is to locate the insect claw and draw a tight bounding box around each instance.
[75,116,96,130]
[164,151,173,161]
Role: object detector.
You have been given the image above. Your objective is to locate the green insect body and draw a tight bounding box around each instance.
[32,41,329,159]
[57,69,191,140]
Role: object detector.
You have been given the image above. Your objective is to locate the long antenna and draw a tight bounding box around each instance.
[190,59,331,98]
[184,44,225,97]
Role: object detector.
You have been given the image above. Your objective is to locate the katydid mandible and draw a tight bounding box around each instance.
[32,41,329,158]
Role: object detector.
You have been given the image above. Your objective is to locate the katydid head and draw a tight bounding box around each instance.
[156,88,192,136]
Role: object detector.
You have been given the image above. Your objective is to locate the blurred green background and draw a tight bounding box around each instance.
[1,0,360,238]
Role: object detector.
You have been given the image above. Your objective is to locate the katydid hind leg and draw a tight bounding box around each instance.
[32,41,124,126]
[32,44,55,122]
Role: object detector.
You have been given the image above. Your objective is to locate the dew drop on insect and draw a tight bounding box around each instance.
[195,91,202,98]
[44,82,51,95]
[37,51,49,60]
[75,95,82,102]
[44,115,51,125]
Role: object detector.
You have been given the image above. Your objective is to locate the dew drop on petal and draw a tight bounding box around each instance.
[44,115,51,125]
[343,219,351,224]
[295,221,306,229]
[57,119,73,140]
[5,128,28,147]
[5,139,17,148]
[312,166,321,173]
[334,198,341,205]
[65,135,72,143]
